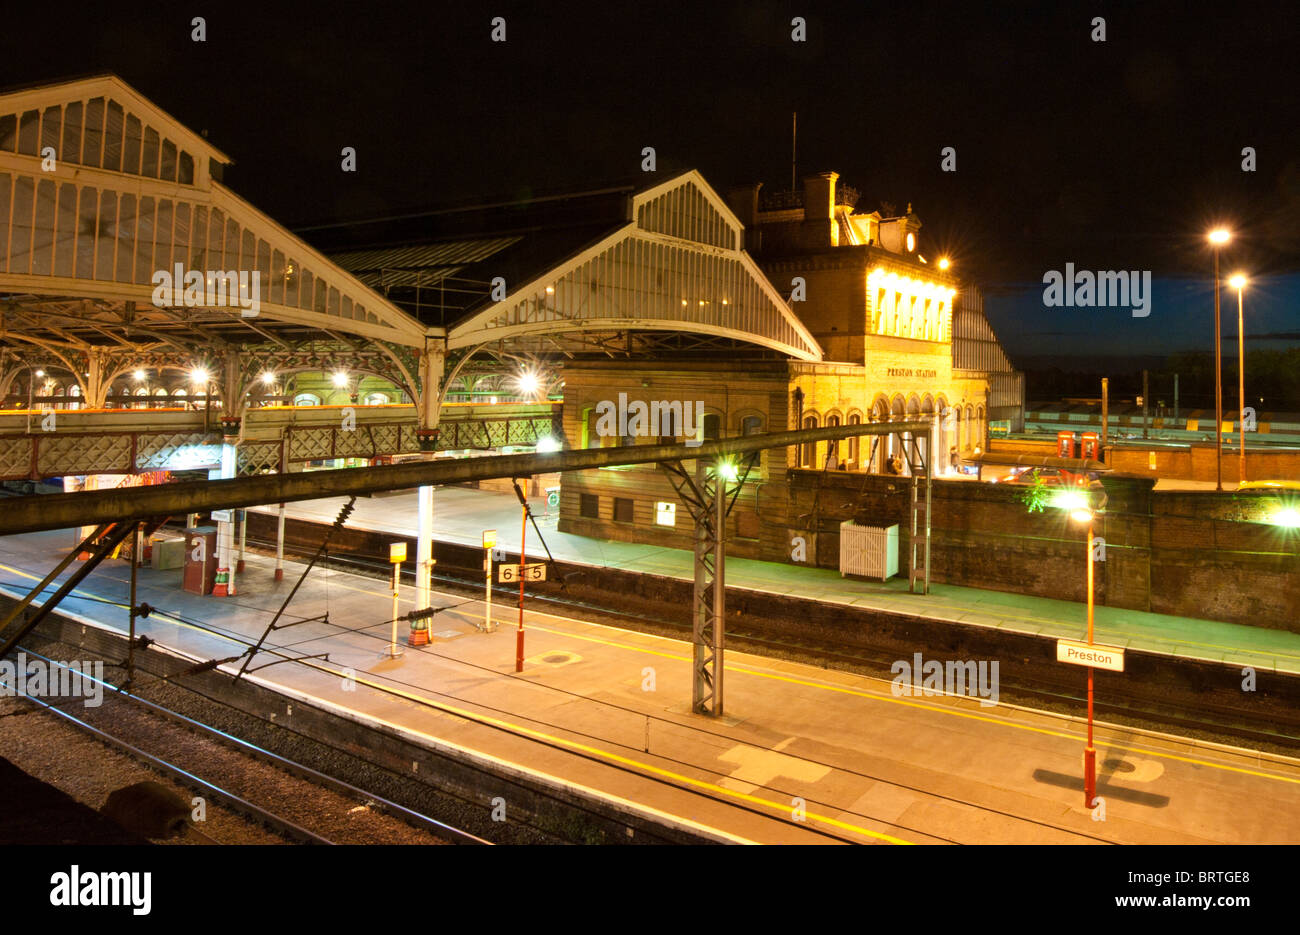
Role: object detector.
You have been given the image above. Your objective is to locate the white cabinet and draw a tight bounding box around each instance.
[839,521,899,581]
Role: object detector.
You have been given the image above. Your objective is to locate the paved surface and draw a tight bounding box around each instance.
[252,487,1300,675]
[3,529,1299,844]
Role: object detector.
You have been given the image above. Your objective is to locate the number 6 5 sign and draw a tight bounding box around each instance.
[498,563,547,583]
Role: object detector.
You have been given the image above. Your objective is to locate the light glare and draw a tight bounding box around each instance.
[1273,507,1300,529]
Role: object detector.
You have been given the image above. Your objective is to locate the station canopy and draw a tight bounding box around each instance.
[309,170,824,365]
[0,74,821,397]
[0,74,427,365]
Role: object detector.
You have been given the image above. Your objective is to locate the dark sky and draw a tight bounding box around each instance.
[3,0,1298,359]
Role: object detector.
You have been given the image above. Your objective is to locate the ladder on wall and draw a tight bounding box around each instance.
[900,432,931,594]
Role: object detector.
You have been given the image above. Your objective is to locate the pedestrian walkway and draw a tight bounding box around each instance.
[254,487,1300,676]
[2,530,1298,845]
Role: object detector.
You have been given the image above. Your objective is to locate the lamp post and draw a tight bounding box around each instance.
[1229,274,1248,485]
[1072,506,1097,807]
[1058,483,1106,809]
[1207,229,1231,491]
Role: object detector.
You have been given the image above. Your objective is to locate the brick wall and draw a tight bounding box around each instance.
[787,470,1299,630]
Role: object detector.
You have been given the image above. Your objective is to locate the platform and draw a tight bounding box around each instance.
[254,487,1300,675]
[2,528,1300,844]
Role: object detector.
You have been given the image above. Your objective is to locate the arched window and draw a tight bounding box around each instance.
[364,392,390,406]
[826,414,841,467]
[741,415,763,436]
[801,415,818,468]
[294,393,321,407]
[702,412,721,442]
[848,413,862,465]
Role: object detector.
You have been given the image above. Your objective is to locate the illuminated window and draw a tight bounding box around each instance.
[655,501,676,527]
[801,415,818,467]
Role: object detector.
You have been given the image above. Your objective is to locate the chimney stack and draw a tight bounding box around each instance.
[801,171,838,247]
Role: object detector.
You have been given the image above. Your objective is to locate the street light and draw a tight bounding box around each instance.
[1207,228,1232,490]
[937,256,951,271]
[1056,483,1106,809]
[1229,273,1248,485]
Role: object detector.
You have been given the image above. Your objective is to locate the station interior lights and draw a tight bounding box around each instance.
[516,371,541,396]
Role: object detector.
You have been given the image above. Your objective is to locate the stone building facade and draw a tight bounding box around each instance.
[558,170,1023,564]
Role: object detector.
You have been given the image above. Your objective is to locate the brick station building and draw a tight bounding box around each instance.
[558,170,1023,561]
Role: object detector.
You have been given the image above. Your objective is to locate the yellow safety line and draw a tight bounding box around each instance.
[222,568,1300,786]
[0,562,906,844]
[6,560,1300,798]
[325,567,1300,667]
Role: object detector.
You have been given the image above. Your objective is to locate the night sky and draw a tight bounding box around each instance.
[4,1,1298,369]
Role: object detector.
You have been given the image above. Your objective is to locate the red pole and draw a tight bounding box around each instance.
[1084,524,1096,808]
[515,494,527,673]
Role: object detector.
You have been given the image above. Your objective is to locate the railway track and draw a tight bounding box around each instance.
[56,539,1118,845]
[8,566,1112,844]
[3,647,490,846]
[8,529,1290,844]
[246,529,1300,756]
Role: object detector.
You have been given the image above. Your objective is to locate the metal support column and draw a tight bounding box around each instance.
[660,455,753,717]
[127,523,141,687]
[691,458,724,715]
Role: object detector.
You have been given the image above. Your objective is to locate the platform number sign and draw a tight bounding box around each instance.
[499,563,546,583]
